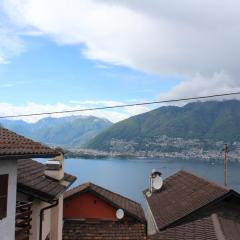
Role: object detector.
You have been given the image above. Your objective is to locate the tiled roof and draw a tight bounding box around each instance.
[64,182,146,222]
[148,202,240,240]
[144,170,230,230]
[63,220,147,240]
[17,159,76,202]
[148,215,218,240]
[0,127,60,160]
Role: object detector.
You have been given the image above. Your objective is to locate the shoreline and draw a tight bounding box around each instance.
[64,149,240,162]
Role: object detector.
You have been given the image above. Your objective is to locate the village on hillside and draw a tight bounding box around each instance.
[1,127,240,240]
[68,136,240,162]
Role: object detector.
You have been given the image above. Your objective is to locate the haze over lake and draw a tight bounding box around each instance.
[59,158,240,207]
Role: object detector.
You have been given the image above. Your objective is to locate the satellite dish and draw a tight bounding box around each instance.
[151,169,163,191]
[116,209,124,220]
[152,175,163,190]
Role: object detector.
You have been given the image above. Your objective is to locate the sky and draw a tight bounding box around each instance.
[0,0,240,122]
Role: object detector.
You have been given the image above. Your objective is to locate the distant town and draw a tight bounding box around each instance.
[67,135,240,162]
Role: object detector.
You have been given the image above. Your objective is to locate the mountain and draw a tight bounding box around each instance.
[86,100,240,151]
[0,116,112,148]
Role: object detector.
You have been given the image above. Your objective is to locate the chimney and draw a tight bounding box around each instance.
[146,169,163,197]
[44,153,64,181]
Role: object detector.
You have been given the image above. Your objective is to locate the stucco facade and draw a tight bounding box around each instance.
[17,192,65,240]
[51,196,63,240]
[0,159,17,240]
[64,192,118,220]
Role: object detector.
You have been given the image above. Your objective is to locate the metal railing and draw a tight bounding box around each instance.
[15,201,32,240]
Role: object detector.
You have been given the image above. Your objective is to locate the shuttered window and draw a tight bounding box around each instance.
[0,174,8,219]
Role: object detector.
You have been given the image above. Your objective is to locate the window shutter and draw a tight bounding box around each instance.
[0,174,8,219]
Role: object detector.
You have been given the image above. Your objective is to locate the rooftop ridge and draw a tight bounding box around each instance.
[177,170,231,192]
[143,169,231,193]
[66,182,142,206]
[89,182,142,206]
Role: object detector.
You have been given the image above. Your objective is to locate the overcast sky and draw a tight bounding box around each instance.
[0,0,240,122]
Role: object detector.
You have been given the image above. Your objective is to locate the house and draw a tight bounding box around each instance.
[17,158,76,240]
[0,127,76,240]
[0,127,60,240]
[144,170,240,240]
[63,182,147,239]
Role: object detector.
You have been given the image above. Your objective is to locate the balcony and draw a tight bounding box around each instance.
[15,201,32,240]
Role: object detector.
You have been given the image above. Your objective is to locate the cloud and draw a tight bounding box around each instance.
[69,100,124,107]
[95,63,112,69]
[0,83,13,88]
[0,100,149,123]
[159,71,240,105]
[69,99,150,116]
[2,0,240,105]
[2,0,240,77]
[0,26,24,64]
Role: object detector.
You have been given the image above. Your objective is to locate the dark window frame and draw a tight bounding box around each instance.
[0,174,9,220]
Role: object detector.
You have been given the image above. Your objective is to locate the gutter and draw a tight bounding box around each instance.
[39,200,59,240]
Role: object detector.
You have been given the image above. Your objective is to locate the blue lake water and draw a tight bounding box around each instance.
[59,158,240,208]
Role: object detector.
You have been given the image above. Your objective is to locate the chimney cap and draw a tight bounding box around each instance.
[45,160,62,170]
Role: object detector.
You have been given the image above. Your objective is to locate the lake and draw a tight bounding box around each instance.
[59,157,240,208]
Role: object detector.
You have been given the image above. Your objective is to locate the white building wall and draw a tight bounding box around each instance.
[51,195,63,240]
[28,199,51,240]
[146,201,158,235]
[0,159,17,240]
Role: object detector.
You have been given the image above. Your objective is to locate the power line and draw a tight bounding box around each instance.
[0,91,240,119]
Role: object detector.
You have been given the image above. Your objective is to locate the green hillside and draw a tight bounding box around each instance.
[86,100,240,151]
[1,116,112,148]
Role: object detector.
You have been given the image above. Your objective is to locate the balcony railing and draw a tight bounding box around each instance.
[15,201,32,240]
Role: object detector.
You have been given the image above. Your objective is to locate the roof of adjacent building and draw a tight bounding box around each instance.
[148,202,240,240]
[148,215,218,240]
[0,127,60,160]
[63,220,147,240]
[143,170,236,230]
[64,182,146,223]
[17,158,76,202]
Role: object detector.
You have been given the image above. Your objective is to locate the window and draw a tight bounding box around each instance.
[0,174,8,219]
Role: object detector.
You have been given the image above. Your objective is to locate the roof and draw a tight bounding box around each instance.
[148,215,218,240]
[148,202,240,240]
[63,220,147,240]
[64,182,146,223]
[143,170,232,230]
[17,159,76,202]
[0,127,60,160]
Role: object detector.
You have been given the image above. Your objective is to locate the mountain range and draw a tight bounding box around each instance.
[86,100,240,151]
[0,116,112,148]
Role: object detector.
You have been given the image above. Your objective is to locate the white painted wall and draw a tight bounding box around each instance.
[0,159,17,240]
[17,193,52,240]
[27,198,51,240]
[146,200,158,235]
[51,195,63,240]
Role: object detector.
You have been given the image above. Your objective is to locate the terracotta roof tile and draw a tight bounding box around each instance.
[63,220,147,240]
[65,182,146,222]
[17,159,76,202]
[0,127,60,159]
[144,170,230,230]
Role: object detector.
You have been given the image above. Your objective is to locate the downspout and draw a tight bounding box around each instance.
[39,200,59,240]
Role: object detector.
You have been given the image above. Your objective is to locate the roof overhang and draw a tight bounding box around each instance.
[0,152,61,161]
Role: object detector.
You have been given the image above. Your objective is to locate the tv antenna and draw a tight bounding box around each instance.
[223,144,229,186]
